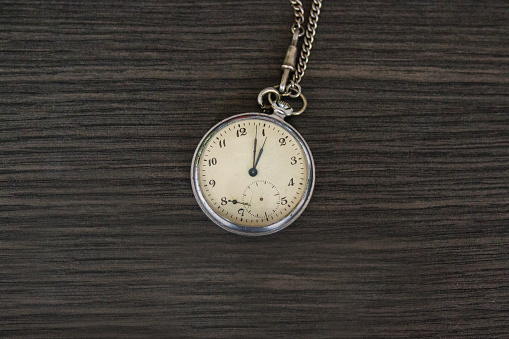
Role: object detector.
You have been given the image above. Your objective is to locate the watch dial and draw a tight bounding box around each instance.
[194,115,311,228]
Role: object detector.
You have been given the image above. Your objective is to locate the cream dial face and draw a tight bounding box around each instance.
[193,114,312,230]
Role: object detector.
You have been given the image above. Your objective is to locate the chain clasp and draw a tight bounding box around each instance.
[279,30,300,94]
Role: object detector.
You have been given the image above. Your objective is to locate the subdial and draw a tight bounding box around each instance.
[242,180,281,219]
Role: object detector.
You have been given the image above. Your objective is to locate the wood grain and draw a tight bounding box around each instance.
[1,0,508,337]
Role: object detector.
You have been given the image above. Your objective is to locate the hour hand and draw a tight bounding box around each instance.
[249,136,267,177]
[254,137,267,169]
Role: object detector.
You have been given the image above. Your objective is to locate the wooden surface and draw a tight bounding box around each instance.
[1,1,508,337]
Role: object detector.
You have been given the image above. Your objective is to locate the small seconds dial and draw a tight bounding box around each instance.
[194,114,312,230]
[242,180,281,219]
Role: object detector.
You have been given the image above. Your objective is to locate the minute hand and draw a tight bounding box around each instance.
[252,126,257,168]
[253,137,267,169]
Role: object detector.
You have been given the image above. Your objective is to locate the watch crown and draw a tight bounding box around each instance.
[277,100,291,110]
[272,100,293,118]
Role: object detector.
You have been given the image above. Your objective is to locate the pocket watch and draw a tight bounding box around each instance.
[191,0,322,235]
[191,98,315,236]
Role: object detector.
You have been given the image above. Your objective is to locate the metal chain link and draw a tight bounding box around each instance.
[289,0,305,36]
[259,0,322,114]
[289,0,322,87]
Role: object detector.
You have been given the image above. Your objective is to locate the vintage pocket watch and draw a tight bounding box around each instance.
[191,98,315,236]
[191,0,322,235]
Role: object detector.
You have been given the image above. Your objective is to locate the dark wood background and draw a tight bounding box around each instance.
[1,0,508,337]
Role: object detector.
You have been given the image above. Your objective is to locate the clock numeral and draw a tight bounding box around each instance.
[262,129,265,137]
[280,197,288,205]
[208,158,217,166]
[238,208,245,216]
[290,156,297,165]
[236,128,247,137]
[218,139,226,148]
[279,138,286,146]
[221,197,228,205]
[209,179,216,187]
[288,178,294,186]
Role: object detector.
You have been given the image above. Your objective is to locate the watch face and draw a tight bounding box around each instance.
[191,113,314,236]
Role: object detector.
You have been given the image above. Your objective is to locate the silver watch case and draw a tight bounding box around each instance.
[191,112,315,236]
